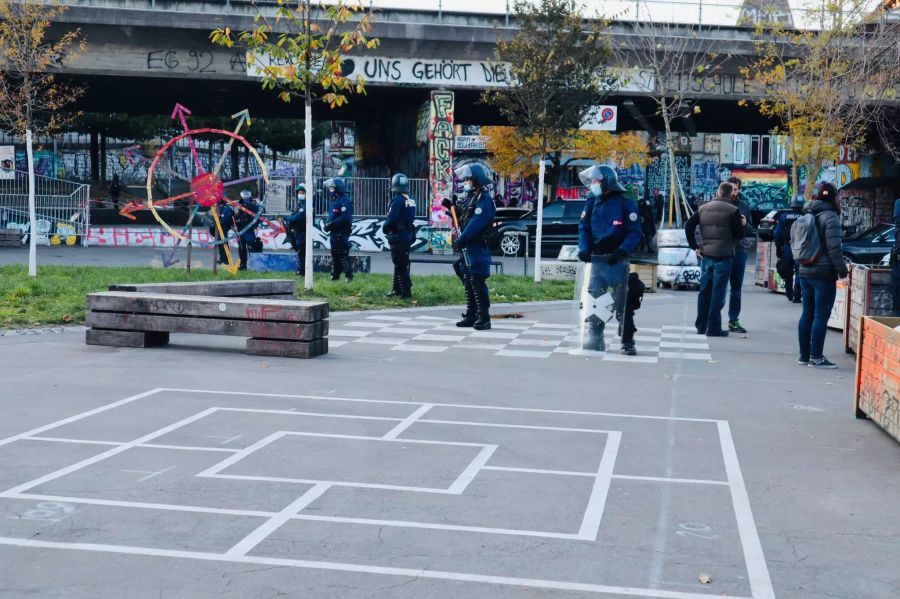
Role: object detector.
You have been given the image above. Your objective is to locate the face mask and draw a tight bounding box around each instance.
[297,193,305,201]
[590,183,603,196]
[463,182,474,192]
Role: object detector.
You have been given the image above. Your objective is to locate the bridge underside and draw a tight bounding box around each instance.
[71,74,778,135]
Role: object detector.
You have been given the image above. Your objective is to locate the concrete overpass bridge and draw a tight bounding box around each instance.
[51,0,778,134]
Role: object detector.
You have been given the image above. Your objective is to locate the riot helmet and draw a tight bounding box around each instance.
[240,189,252,200]
[324,178,348,195]
[454,163,492,189]
[790,196,805,210]
[578,164,626,194]
[391,173,410,193]
[295,184,306,194]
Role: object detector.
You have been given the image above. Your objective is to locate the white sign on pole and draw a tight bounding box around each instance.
[265,179,291,214]
[582,106,618,131]
[0,145,14,180]
[250,55,511,89]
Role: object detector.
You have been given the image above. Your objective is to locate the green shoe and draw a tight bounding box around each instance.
[728,320,747,334]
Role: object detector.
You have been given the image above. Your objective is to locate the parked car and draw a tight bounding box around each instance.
[491,200,586,257]
[841,223,896,265]
[757,209,790,242]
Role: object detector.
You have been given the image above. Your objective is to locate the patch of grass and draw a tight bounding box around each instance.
[0,265,574,328]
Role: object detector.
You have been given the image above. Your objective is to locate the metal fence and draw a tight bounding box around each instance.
[0,170,91,246]
[273,176,432,218]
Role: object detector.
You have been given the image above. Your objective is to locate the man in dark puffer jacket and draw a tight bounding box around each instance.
[797,182,848,369]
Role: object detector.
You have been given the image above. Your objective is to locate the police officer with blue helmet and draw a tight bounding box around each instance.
[577,164,642,354]
[443,163,496,330]
[322,177,354,281]
[774,196,805,303]
[280,184,307,276]
[383,173,417,299]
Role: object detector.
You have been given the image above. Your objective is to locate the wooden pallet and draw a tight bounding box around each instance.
[0,229,22,247]
[85,292,329,358]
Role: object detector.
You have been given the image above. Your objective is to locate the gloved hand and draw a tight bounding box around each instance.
[323,222,331,233]
[441,198,454,210]
[607,248,627,265]
[578,248,591,263]
[453,239,465,252]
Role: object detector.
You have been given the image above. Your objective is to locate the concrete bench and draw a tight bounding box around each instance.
[409,256,504,275]
[108,279,296,300]
[85,292,329,358]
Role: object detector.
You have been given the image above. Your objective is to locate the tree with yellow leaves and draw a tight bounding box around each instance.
[482,126,649,200]
[742,0,899,198]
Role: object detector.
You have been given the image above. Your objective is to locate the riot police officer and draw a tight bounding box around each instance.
[323,177,354,282]
[443,164,496,330]
[233,189,261,270]
[281,184,307,276]
[383,173,416,299]
[774,196,805,303]
[577,164,642,354]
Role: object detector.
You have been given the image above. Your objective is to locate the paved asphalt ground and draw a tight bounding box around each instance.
[0,268,898,598]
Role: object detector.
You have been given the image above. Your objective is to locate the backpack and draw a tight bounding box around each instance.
[790,212,824,266]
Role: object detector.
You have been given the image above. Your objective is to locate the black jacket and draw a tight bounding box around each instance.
[684,198,743,259]
[797,200,848,280]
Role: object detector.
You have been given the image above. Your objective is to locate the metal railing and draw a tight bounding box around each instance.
[273,176,432,218]
[0,170,91,246]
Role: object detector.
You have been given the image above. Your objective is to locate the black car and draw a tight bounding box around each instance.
[491,200,586,257]
[757,209,790,242]
[841,223,896,265]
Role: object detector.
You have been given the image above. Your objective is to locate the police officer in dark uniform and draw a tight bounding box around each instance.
[577,164,642,354]
[774,196,805,303]
[207,199,229,264]
[232,189,261,270]
[890,198,900,315]
[383,173,416,299]
[443,164,496,330]
[280,184,307,277]
[323,177,354,282]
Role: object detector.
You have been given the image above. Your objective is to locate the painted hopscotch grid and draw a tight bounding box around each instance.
[0,388,774,599]
[329,315,713,363]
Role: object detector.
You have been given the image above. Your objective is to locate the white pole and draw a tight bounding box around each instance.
[26,129,37,277]
[533,157,546,283]
[303,101,314,291]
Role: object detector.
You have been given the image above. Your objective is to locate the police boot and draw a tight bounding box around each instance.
[399,273,413,300]
[344,254,354,282]
[385,272,402,297]
[584,321,605,352]
[456,278,477,327]
[620,341,637,356]
[472,278,491,330]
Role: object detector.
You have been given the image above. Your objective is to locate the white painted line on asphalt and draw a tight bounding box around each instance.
[26,436,123,446]
[483,466,595,477]
[122,465,175,482]
[343,321,388,328]
[0,407,219,497]
[447,445,498,494]
[519,329,568,336]
[496,349,553,359]
[530,323,572,330]
[140,443,240,453]
[432,325,468,332]
[354,337,409,345]
[195,431,284,478]
[658,352,713,360]
[382,404,434,440]
[206,473,460,495]
[718,421,777,599]
[413,334,466,342]
[0,388,164,448]
[327,340,348,347]
[207,434,244,445]
[378,327,430,335]
[421,419,613,435]
[218,407,403,422]
[363,315,409,321]
[291,514,583,540]
[225,482,331,558]
[390,344,448,353]
[577,432,621,541]
[452,343,507,351]
[163,388,725,422]
[602,355,659,364]
[412,316,453,321]
[470,331,519,339]
[0,537,743,599]
[610,474,729,486]
[553,346,571,353]
[328,329,372,338]
[508,338,560,347]
[661,326,698,331]
[489,323,532,330]
[659,342,709,350]
[6,492,276,517]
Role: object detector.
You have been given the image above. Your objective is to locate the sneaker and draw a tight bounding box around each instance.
[728,320,747,333]
[621,343,637,356]
[706,330,729,337]
[808,357,838,369]
[798,357,809,365]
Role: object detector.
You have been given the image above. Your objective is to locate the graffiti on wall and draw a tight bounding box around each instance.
[691,162,720,198]
[428,91,454,227]
[645,155,690,202]
[718,165,789,209]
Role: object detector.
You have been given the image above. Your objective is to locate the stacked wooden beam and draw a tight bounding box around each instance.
[108,279,296,300]
[0,229,22,247]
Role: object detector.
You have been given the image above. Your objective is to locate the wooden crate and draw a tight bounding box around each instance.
[844,265,895,354]
[630,262,657,293]
[854,316,900,443]
[0,228,22,247]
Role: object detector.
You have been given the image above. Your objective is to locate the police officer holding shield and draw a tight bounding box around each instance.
[383,173,417,299]
[443,164,496,330]
[323,178,354,282]
[280,184,307,277]
[577,165,642,354]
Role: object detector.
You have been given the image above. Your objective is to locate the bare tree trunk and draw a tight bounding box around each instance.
[661,106,679,228]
